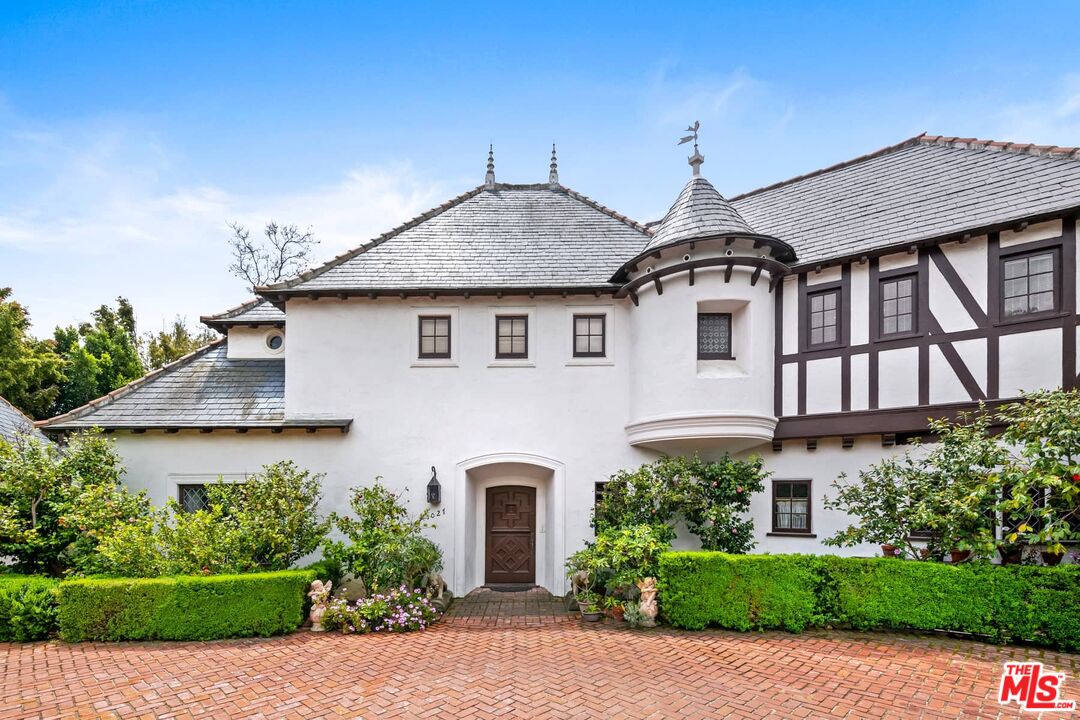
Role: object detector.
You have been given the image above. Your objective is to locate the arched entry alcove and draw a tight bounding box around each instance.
[453,452,566,595]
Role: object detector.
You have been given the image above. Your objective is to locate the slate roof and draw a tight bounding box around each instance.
[0,396,46,444]
[40,341,297,431]
[645,176,757,250]
[731,134,1080,267]
[260,183,651,294]
[201,298,284,331]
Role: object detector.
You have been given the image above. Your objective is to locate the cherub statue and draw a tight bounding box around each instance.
[636,577,658,628]
[308,579,333,632]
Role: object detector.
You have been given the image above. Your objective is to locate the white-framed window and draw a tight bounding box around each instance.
[410,306,459,367]
[264,328,285,354]
[565,305,614,366]
[488,306,536,367]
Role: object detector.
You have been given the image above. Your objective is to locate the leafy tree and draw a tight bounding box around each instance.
[593,455,766,554]
[144,317,217,370]
[0,429,149,576]
[227,221,319,289]
[0,288,63,419]
[52,297,145,414]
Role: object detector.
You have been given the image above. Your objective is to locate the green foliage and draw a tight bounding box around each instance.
[658,552,1080,651]
[823,395,1080,560]
[0,287,64,419]
[303,557,344,586]
[658,552,820,632]
[594,455,766,553]
[56,570,315,641]
[622,600,647,628]
[144,318,217,370]
[322,586,439,633]
[324,481,443,592]
[0,429,149,576]
[94,461,329,576]
[0,575,59,641]
[566,523,673,594]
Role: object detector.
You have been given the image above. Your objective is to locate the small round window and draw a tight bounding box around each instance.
[265,331,284,351]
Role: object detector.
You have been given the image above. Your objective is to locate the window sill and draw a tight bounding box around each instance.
[767,532,817,538]
[410,360,458,368]
[994,310,1069,328]
[487,360,535,368]
[566,359,614,367]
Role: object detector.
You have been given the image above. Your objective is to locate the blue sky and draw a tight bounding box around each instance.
[4,1,1080,335]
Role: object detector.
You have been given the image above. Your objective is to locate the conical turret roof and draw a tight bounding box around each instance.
[643,175,758,254]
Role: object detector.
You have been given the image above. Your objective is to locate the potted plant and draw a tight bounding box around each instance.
[879,543,901,558]
[997,542,1024,565]
[577,590,604,622]
[948,540,973,563]
[602,594,625,622]
[1040,548,1066,566]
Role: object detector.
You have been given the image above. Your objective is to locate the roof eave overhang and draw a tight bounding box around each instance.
[199,316,286,333]
[257,285,623,304]
[788,204,1080,272]
[40,418,353,435]
[611,232,797,283]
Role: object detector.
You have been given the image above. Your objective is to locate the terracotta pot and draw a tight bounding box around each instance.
[880,544,900,557]
[1041,550,1065,566]
[998,545,1023,565]
[611,606,625,622]
[918,548,933,560]
[949,550,971,563]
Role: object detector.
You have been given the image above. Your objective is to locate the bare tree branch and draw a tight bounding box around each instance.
[226,221,319,290]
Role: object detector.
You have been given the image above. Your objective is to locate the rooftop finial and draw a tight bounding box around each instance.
[678,120,704,177]
[485,144,496,190]
[549,143,559,186]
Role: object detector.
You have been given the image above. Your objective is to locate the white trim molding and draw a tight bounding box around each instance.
[624,411,778,452]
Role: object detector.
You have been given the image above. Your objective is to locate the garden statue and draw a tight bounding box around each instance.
[421,571,448,601]
[570,570,590,598]
[307,579,333,632]
[636,577,658,627]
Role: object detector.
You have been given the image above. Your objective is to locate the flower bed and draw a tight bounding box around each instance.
[57,569,316,642]
[659,552,1080,651]
[323,586,439,634]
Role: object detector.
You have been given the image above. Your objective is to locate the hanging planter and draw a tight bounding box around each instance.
[880,544,901,558]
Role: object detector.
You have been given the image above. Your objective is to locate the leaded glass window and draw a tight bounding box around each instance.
[697,313,732,360]
[178,484,209,513]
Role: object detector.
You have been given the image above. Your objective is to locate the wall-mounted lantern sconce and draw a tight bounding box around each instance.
[426,466,441,505]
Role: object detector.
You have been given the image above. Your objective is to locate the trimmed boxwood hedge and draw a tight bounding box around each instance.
[0,574,59,641]
[57,570,316,642]
[658,552,1080,651]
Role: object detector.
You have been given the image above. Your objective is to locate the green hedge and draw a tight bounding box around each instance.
[0,575,59,641]
[57,570,316,642]
[658,552,1080,651]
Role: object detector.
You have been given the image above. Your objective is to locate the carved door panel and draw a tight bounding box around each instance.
[485,486,536,585]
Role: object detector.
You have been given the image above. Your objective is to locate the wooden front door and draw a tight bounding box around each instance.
[485,486,536,585]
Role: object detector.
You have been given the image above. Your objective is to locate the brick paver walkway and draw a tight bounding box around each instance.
[442,586,574,627]
[3,620,1078,718]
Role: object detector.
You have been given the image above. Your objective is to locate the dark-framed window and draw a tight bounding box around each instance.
[772,480,811,533]
[697,312,733,360]
[573,314,606,357]
[418,315,451,359]
[807,288,840,347]
[495,315,528,359]
[178,484,209,513]
[880,274,917,337]
[594,481,608,510]
[1001,248,1060,319]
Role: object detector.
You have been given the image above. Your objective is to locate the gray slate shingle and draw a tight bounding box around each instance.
[731,136,1080,266]
[268,184,651,292]
[643,176,757,254]
[43,343,286,430]
[202,298,284,330]
[0,396,46,443]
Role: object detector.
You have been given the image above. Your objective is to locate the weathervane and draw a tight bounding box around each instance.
[679,121,705,176]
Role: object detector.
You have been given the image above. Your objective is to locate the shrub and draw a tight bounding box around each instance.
[658,552,1080,651]
[56,570,315,641]
[594,455,765,553]
[566,523,673,594]
[324,482,443,592]
[0,574,59,641]
[322,585,439,634]
[94,460,329,577]
[658,552,819,632]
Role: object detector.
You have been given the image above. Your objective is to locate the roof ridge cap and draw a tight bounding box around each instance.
[917,134,1080,160]
[38,338,228,429]
[258,185,487,293]
[558,185,653,236]
[730,133,929,201]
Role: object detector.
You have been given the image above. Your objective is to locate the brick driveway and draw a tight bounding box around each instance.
[3,617,1078,718]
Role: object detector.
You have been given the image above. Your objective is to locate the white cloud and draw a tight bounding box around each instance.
[0,113,445,335]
